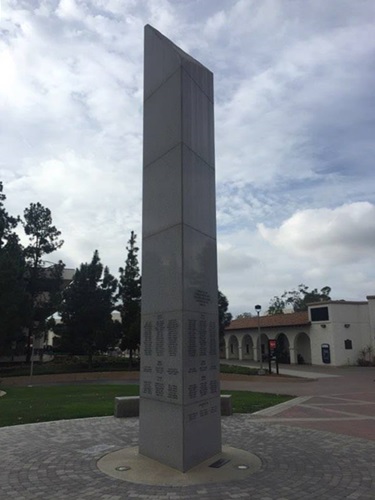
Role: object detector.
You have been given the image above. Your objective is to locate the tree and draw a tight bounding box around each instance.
[59,250,117,366]
[0,239,28,354]
[0,181,18,247]
[268,284,331,314]
[23,202,64,268]
[23,202,64,361]
[117,231,141,367]
[218,290,232,345]
[235,312,253,320]
[0,182,28,355]
[267,295,286,315]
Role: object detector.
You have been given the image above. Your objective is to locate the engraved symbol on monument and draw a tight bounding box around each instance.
[144,321,152,356]
[199,317,207,356]
[167,319,178,356]
[167,384,178,400]
[209,320,217,355]
[188,319,197,357]
[155,316,165,356]
[194,289,211,307]
[188,383,198,400]
[155,381,164,398]
[143,381,152,395]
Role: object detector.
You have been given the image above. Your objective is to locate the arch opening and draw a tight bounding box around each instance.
[228,335,239,359]
[295,332,311,365]
[276,333,290,364]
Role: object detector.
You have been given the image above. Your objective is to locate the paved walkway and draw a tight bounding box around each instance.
[221,363,375,442]
[1,365,374,499]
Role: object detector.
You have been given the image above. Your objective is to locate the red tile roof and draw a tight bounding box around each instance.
[226,311,310,330]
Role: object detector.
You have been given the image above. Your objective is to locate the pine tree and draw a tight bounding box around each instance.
[118,231,141,367]
[23,202,65,361]
[0,181,18,247]
[59,250,117,367]
[218,290,232,345]
[0,183,27,355]
[0,236,28,355]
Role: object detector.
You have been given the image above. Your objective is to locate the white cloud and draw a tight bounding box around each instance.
[1,0,375,316]
[56,0,84,20]
[258,202,375,265]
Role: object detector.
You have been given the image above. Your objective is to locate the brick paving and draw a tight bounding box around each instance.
[222,365,375,442]
[1,365,375,498]
[0,415,374,499]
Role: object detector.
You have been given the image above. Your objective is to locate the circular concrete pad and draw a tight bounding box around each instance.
[97,445,261,486]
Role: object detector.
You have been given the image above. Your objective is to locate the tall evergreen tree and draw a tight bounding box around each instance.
[23,202,64,361]
[117,231,141,367]
[218,290,232,345]
[0,183,27,354]
[59,250,117,367]
[0,181,18,247]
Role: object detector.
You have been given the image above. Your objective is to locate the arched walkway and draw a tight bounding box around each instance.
[276,333,290,364]
[228,335,239,359]
[295,332,312,364]
[241,335,253,360]
[259,333,269,361]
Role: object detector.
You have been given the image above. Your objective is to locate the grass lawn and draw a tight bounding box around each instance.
[222,390,292,413]
[0,385,293,428]
[0,360,259,378]
[0,385,139,427]
[0,356,139,378]
[220,364,259,376]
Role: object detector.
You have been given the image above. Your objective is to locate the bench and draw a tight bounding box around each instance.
[114,394,232,418]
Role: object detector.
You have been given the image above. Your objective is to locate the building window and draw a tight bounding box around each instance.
[230,344,234,354]
[344,339,352,350]
[311,307,329,322]
[246,344,249,354]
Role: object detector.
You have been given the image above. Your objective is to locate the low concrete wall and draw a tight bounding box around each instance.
[115,395,233,418]
[220,394,232,416]
[114,396,140,418]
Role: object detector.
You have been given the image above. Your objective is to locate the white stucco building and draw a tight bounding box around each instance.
[224,296,375,367]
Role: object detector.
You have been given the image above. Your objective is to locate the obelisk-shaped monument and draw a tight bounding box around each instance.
[139,25,221,472]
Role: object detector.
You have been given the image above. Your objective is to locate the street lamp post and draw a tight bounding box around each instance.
[255,304,264,375]
[29,335,35,387]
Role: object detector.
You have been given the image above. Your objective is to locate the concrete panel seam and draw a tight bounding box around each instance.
[182,222,217,241]
[144,141,215,171]
[181,66,213,104]
[143,143,181,170]
[144,65,181,103]
[182,142,215,170]
[142,222,217,241]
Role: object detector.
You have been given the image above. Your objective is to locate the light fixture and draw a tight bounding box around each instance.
[255,305,264,374]
[344,324,350,328]
[236,464,249,470]
[115,466,131,472]
[321,324,326,328]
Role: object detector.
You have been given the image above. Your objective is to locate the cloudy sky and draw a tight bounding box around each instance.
[1,0,375,316]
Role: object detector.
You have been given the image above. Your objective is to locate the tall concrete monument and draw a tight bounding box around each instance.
[139,25,221,472]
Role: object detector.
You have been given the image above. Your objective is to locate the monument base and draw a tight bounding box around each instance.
[139,397,221,472]
[97,445,262,486]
